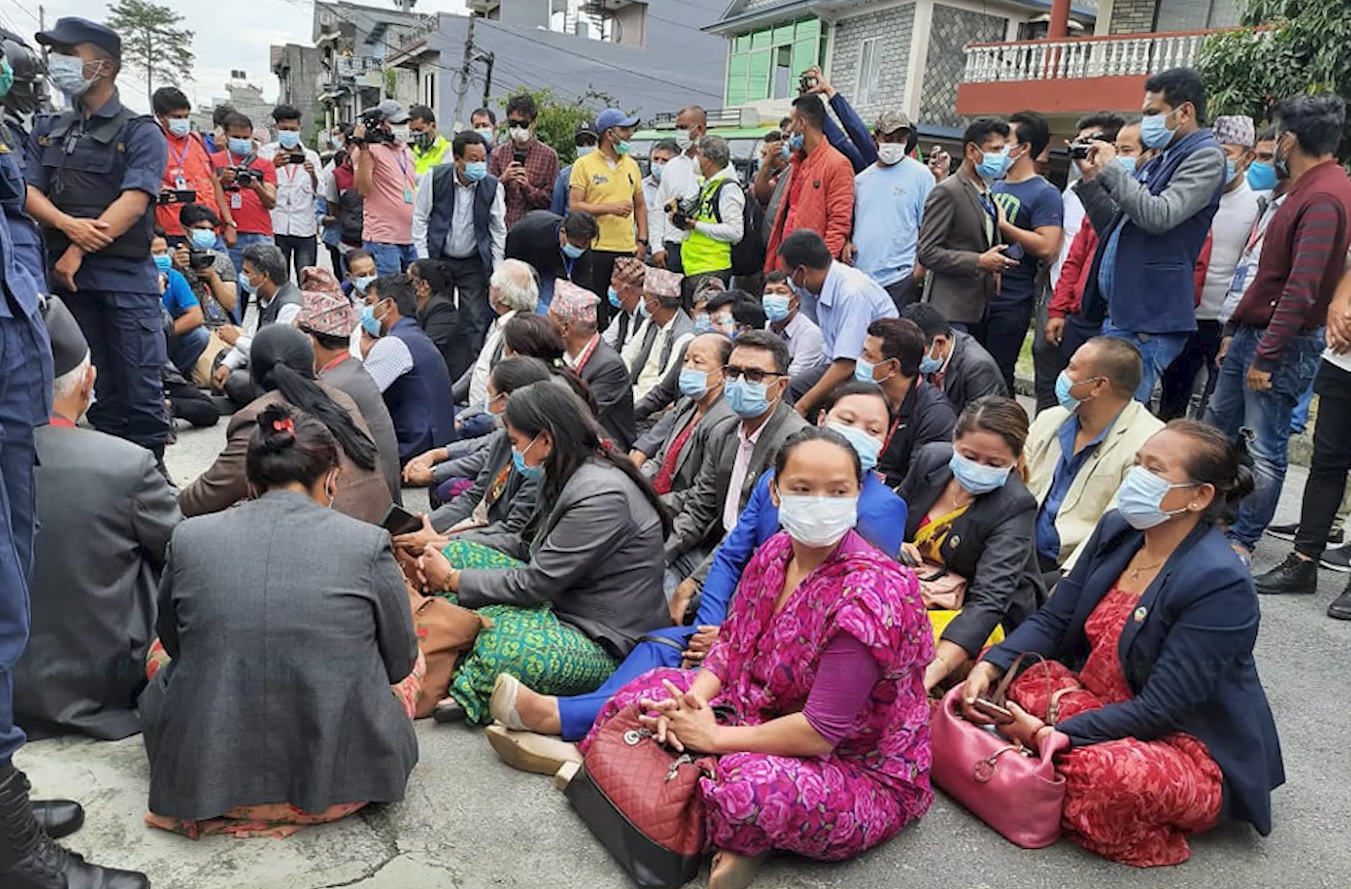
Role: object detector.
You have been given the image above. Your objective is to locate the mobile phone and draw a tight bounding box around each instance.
[288,153,307,165]
[973,698,1015,725]
[174,188,197,203]
[798,74,817,93]
[380,504,423,537]
[513,148,528,166]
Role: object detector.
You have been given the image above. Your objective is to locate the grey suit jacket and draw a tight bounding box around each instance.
[457,459,667,657]
[140,491,418,819]
[16,426,180,741]
[640,395,735,515]
[321,355,404,505]
[429,430,539,551]
[918,172,1002,325]
[666,400,809,560]
[580,337,637,450]
[627,310,695,385]
[941,329,1007,411]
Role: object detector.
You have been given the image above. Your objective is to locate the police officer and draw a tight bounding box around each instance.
[23,17,170,464]
[0,28,48,286]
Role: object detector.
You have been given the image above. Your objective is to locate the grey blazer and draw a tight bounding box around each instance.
[666,400,809,560]
[639,395,735,515]
[429,429,539,551]
[321,355,404,504]
[457,459,667,657]
[140,491,418,820]
[918,172,1002,325]
[16,426,180,741]
[627,310,695,385]
[581,337,637,450]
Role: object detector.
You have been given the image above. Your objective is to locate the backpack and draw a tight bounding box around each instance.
[709,180,766,277]
[338,185,365,246]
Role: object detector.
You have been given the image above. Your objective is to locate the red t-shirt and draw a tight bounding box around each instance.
[209,149,276,236]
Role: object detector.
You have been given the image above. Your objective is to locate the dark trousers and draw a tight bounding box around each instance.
[325,244,345,276]
[978,298,1035,397]
[274,234,317,282]
[66,291,170,451]
[1297,361,1351,559]
[0,307,51,763]
[1034,314,1101,412]
[884,275,918,313]
[445,255,491,384]
[588,250,633,332]
[1158,319,1224,421]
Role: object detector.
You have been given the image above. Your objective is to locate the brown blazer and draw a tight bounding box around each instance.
[178,386,393,524]
[917,172,1003,325]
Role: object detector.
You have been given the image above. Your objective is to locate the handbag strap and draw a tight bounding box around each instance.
[990,652,1059,727]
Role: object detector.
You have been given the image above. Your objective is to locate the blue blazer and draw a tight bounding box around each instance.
[985,511,1284,836]
[695,470,906,627]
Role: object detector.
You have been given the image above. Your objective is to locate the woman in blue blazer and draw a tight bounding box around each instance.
[962,420,1283,867]
[483,382,908,766]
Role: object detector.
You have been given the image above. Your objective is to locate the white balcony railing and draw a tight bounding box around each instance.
[963,30,1226,84]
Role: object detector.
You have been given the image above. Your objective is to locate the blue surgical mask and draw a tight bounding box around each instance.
[1225,159,1239,185]
[638,297,652,319]
[1139,110,1177,150]
[693,313,713,333]
[359,303,384,337]
[238,271,258,294]
[512,434,545,480]
[228,137,253,157]
[1116,155,1138,175]
[353,275,377,294]
[949,450,1012,495]
[561,242,586,259]
[678,368,711,399]
[724,377,771,419]
[1055,371,1085,413]
[788,132,804,154]
[762,293,791,323]
[464,161,488,182]
[976,148,1010,181]
[166,117,191,139]
[0,59,13,100]
[780,142,792,162]
[153,254,172,273]
[278,130,301,149]
[1247,160,1276,192]
[476,127,495,144]
[826,421,882,473]
[47,52,92,98]
[650,162,665,183]
[1116,465,1196,530]
[918,345,943,375]
[189,229,217,250]
[576,145,596,158]
[607,287,622,310]
[853,359,877,384]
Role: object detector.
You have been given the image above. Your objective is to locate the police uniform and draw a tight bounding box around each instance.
[25,23,169,454]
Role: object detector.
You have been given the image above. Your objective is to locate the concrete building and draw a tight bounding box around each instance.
[271,43,330,139]
[310,1,432,129]
[188,81,275,136]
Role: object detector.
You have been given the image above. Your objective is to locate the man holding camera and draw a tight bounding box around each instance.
[352,99,419,276]
[171,202,239,329]
[152,86,230,247]
[672,135,743,290]
[489,93,559,229]
[258,104,321,281]
[208,110,277,319]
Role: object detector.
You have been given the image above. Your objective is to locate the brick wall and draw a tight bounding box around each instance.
[921,4,1007,127]
[828,4,917,121]
[1110,0,1158,34]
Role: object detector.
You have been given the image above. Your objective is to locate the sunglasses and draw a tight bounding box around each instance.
[723,365,783,385]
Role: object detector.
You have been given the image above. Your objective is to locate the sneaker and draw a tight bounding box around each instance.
[1265,523,1343,545]
[1329,584,1351,620]
[1253,553,1318,595]
[1321,544,1351,573]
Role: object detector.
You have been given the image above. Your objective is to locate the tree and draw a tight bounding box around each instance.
[498,86,626,165]
[1195,0,1351,160]
[105,0,195,108]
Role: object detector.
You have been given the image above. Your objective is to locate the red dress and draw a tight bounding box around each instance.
[1007,587,1223,867]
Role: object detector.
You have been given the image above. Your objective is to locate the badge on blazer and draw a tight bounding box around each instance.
[1133,606,1147,623]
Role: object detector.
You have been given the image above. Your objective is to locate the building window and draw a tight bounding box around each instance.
[725,18,824,106]
[855,37,882,108]
[424,71,436,108]
[1154,0,1241,31]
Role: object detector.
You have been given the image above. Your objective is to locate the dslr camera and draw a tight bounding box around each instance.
[187,249,216,272]
[227,166,261,188]
[1068,132,1105,160]
[353,108,394,145]
[666,195,701,230]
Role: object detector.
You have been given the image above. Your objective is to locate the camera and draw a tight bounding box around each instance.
[225,166,260,188]
[666,195,701,230]
[187,249,216,272]
[798,74,817,93]
[352,109,394,145]
[1069,132,1105,160]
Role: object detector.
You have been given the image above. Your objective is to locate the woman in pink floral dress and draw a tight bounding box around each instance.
[581,427,934,889]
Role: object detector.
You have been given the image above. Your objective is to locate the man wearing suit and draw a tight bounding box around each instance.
[917,117,1018,340]
[664,330,808,594]
[504,209,598,311]
[600,256,647,355]
[903,302,1007,411]
[622,265,694,402]
[550,280,637,450]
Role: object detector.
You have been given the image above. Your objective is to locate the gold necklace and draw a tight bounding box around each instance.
[1128,558,1165,581]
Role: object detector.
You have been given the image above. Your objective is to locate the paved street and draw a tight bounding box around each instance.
[19,417,1351,889]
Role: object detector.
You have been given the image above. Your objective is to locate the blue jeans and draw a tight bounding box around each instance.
[1292,381,1314,434]
[363,241,417,276]
[557,627,693,741]
[1205,324,1325,550]
[1102,320,1189,403]
[227,232,274,323]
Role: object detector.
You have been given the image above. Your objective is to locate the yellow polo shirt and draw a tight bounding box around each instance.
[569,150,643,252]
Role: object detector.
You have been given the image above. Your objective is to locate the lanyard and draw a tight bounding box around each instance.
[168,136,191,170]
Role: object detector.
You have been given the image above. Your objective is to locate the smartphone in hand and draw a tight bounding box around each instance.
[380,504,423,537]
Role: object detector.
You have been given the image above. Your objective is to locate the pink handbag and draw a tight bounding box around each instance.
[916,560,967,610]
[931,655,1070,849]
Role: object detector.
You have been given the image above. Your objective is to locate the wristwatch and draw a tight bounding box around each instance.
[637,238,649,246]
[224,220,238,228]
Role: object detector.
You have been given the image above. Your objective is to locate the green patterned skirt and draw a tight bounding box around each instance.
[442,541,619,725]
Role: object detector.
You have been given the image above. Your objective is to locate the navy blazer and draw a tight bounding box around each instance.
[985,511,1284,836]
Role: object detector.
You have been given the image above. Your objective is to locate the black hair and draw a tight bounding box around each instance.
[1273,94,1346,158]
[345,248,374,268]
[1009,110,1051,158]
[504,382,672,535]
[247,404,340,493]
[409,259,452,297]
[777,229,832,270]
[962,117,1011,150]
[1143,67,1208,124]
[335,121,355,138]
[489,356,554,395]
[790,93,826,130]
[506,93,538,122]
[1256,125,1277,143]
[902,302,953,341]
[821,379,892,421]
[705,291,737,314]
[562,211,600,244]
[765,270,789,285]
[1166,419,1255,525]
[212,104,236,127]
[652,138,680,156]
[272,104,301,124]
[773,426,863,485]
[178,202,219,229]
[729,294,767,330]
[248,326,378,472]
[732,328,790,375]
[152,226,168,241]
[1082,336,1143,399]
[368,274,418,317]
[1075,111,1127,134]
[222,112,252,132]
[306,329,351,352]
[409,104,436,125]
[867,317,926,377]
[453,129,488,158]
[471,107,497,125]
[152,86,189,117]
[955,396,1030,459]
[503,313,566,364]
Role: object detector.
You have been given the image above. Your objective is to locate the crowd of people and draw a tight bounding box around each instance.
[10,10,1351,889]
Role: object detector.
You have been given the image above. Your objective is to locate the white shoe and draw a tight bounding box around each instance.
[489,673,526,730]
[554,760,581,791]
[485,724,581,776]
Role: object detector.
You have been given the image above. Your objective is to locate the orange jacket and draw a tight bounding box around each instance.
[763,140,855,273]
[157,130,224,237]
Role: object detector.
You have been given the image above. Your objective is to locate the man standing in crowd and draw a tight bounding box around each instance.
[259,104,321,281]
[1051,111,1125,291]
[859,317,957,487]
[763,93,854,275]
[1209,94,1351,564]
[917,117,1015,337]
[505,209,598,311]
[25,17,172,464]
[1159,114,1261,420]
[353,99,418,276]
[675,136,744,290]
[650,105,707,274]
[1075,67,1226,401]
[549,119,598,216]
[643,140,677,242]
[209,110,276,305]
[902,302,1006,412]
[989,110,1064,395]
[408,105,451,176]
[624,266,693,402]
[552,281,637,449]
[471,107,497,144]
[489,93,559,229]
[569,108,648,314]
[152,87,229,248]
[847,110,933,308]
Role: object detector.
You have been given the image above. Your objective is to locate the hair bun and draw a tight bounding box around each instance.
[1228,463,1255,503]
[257,405,298,453]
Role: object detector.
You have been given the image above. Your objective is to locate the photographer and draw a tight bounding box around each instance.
[258,104,321,280]
[352,99,418,276]
[171,202,237,327]
[208,110,277,319]
[152,86,231,246]
[672,135,743,289]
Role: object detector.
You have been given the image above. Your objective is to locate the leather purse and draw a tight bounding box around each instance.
[917,560,967,611]
[931,654,1070,849]
[565,702,715,889]
[405,583,488,718]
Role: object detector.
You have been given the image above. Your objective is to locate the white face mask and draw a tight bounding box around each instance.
[509,126,531,144]
[777,494,858,548]
[877,143,907,166]
[390,125,411,143]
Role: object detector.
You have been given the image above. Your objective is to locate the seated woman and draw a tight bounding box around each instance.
[961,420,1283,867]
[415,382,669,725]
[179,325,392,524]
[140,405,420,839]
[579,427,932,888]
[486,381,909,772]
[897,396,1044,692]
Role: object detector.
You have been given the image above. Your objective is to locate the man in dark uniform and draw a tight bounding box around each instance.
[0,48,149,886]
[0,29,47,286]
[23,17,170,464]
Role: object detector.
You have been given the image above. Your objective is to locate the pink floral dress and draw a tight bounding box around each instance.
[583,530,934,861]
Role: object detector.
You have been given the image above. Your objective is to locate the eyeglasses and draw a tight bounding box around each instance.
[723,365,782,385]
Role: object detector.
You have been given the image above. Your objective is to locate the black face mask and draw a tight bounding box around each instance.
[412,131,434,151]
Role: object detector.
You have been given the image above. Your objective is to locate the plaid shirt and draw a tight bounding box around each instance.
[489,140,560,228]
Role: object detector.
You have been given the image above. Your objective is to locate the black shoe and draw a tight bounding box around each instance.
[0,768,148,889]
[30,800,82,841]
[1329,586,1351,620]
[1265,522,1299,541]
[1253,553,1318,595]
[1320,544,1351,573]
[432,698,467,724]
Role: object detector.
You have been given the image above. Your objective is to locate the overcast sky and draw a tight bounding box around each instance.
[1,0,468,113]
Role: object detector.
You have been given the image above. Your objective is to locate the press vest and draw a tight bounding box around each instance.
[681,176,733,276]
[425,166,498,274]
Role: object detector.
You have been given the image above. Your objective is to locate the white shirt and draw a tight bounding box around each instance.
[1198,179,1261,321]
[411,170,507,265]
[773,310,827,377]
[691,166,744,245]
[723,421,764,532]
[258,143,322,238]
[602,308,641,352]
[1051,185,1085,291]
[469,310,516,405]
[650,151,700,248]
[363,335,415,392]
[222,290,301,370]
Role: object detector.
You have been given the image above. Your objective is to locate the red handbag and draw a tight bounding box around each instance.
[565,703,716,889]
[931,654,1070,849]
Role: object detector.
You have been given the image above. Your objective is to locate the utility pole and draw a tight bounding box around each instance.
[479,52,494,109]
[450,14,476,134]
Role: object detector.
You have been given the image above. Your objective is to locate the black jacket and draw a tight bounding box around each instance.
[417,293,458,380]
[580,338,637,450]
[505,210,592,291]
[936,330,1007,412]
[877,379,957,488]
[898,442,1044,654]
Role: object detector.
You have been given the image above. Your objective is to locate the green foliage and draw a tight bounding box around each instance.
[105,0,195,107]
[1196,0,1351,160]
[497,86,625,165]
[383,68,398,99]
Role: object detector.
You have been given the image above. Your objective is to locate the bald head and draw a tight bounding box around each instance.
[687,331,733,367]
[676,105,708,143]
